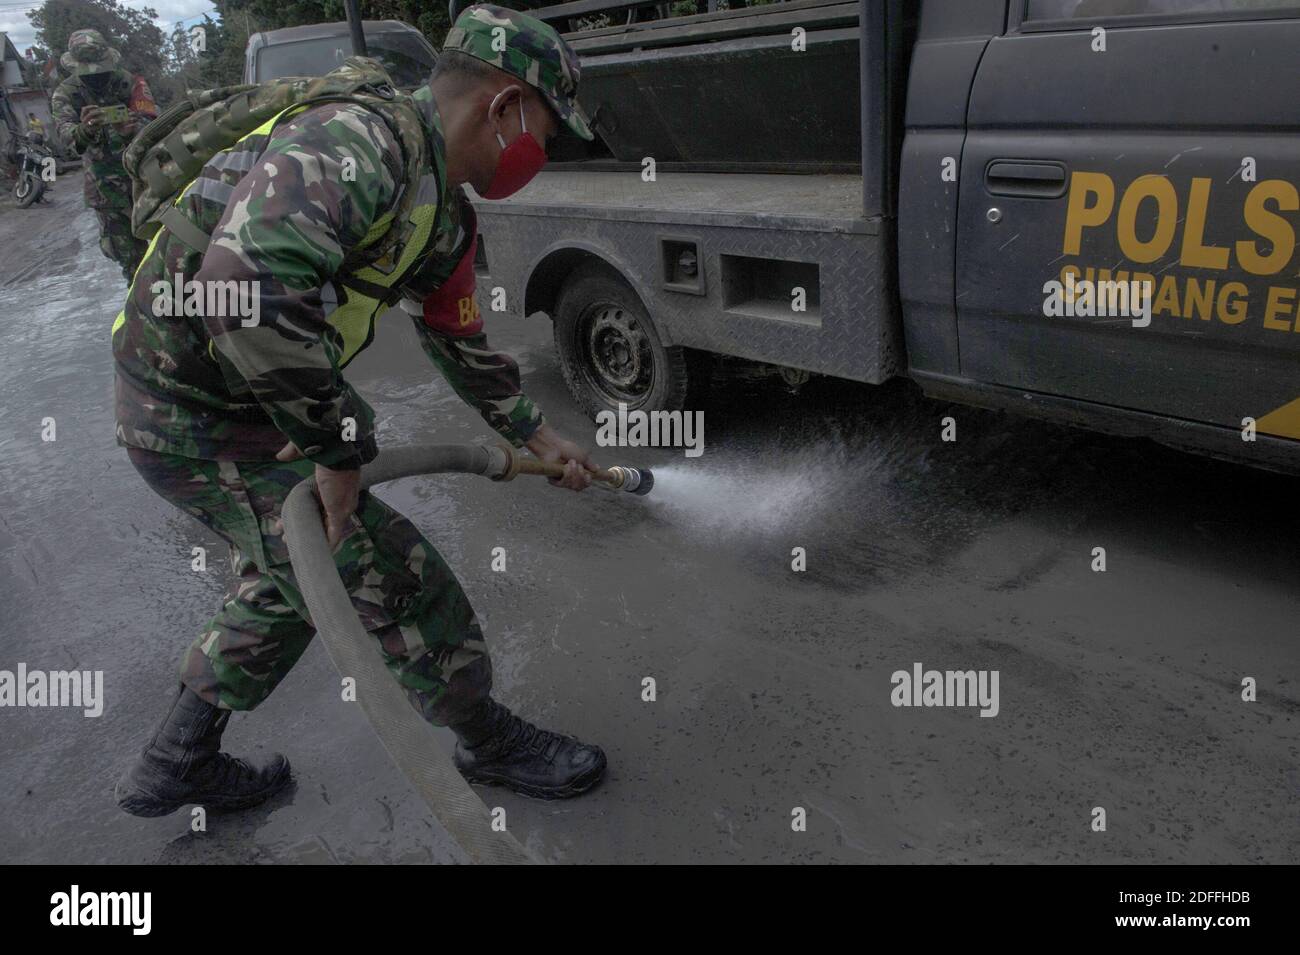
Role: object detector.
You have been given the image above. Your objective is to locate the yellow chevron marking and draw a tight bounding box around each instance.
[1257,398,1300,440]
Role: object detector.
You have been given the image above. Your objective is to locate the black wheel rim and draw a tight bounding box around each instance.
[15,176,31,200]
[577,301,654,407]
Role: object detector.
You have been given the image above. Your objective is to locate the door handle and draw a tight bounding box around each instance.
[986,161,1068,198]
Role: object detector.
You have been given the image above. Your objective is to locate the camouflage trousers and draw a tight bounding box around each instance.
[126,447,493,725]
[94,207,149,283]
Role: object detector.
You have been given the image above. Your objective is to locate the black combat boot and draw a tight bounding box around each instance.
[451,698,606,799]
[115,686,291,817]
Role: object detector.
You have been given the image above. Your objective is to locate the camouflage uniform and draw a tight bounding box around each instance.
[51,29,156,282]
[115,8,592,727]
[126,448,487,721]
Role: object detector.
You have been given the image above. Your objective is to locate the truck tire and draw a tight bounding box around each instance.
[552,261,708,419]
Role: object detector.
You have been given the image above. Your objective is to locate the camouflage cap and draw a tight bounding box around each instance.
[60,29,122,76]
[443,4,593,141]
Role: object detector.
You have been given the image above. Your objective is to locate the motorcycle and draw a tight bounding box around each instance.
[13,135,52,208]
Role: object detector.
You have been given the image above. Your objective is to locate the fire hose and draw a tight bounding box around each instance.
[281,444,652,865]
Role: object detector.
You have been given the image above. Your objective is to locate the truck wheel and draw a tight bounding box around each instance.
[552,261,707,419]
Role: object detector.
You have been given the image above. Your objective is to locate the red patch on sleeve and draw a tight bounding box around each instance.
[422,234,483,336]
[128,76,157,119]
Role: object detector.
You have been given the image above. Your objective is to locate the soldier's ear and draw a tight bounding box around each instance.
[487,84,523,122]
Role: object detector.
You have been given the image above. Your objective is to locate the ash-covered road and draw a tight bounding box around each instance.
[1,187,1296,864]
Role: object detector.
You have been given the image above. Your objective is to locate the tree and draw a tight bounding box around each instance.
[190,0,454,88]
[29,0,460,103]
[213,0,453,55]
[167,15,249,93]
[216,0,450,40]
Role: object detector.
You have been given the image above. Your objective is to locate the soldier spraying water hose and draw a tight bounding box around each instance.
[112,5,620,820]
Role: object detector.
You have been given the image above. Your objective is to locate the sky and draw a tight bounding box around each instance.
[0,0,216,56]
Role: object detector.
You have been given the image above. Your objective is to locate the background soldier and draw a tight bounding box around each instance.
[113,6,608,817]
[51,29,156,282]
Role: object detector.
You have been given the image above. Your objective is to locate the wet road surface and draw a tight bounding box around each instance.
[1,188,1296,864]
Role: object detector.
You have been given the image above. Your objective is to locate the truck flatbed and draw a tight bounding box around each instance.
[475,171,875,235]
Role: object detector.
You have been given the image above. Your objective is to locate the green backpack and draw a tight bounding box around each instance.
[122,57,427,264]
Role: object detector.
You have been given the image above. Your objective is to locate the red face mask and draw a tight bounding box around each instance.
[482,94,547,200]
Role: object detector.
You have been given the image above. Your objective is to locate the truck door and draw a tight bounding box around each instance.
[953,1,1300,442]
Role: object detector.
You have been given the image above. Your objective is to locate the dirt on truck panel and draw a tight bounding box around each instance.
[0,0,1296,927]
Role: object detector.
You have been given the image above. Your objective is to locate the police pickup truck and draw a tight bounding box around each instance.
[465,0,1300,473]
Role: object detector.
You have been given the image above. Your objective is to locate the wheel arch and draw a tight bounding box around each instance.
[522,242,655,330]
